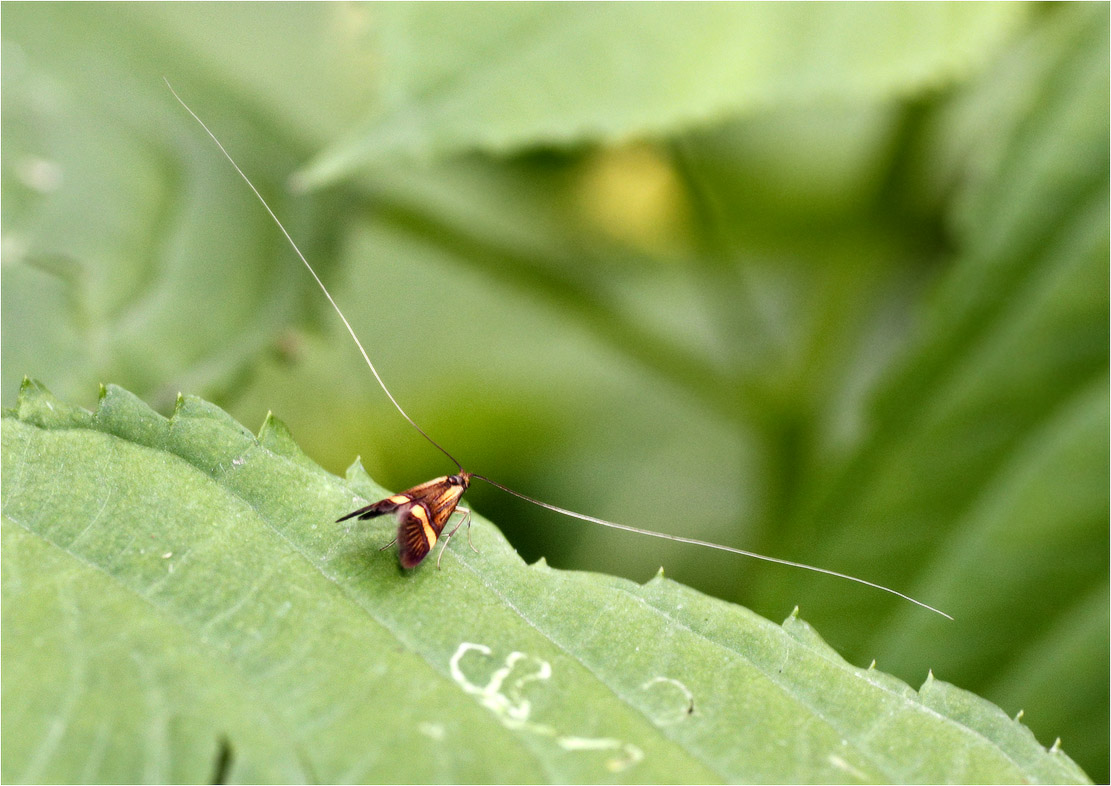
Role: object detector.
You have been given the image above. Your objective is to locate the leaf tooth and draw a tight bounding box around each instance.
[171,391,187,419]
[257,413,317,467]
[344,456,371,483]
[13,378,93,428]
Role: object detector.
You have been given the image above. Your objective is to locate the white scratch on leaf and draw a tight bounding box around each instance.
[828,753,870,781]
[449,642,643,773]
[640,676,695,725]
[558,736,645,772]
[449,643,551,726]
[69,486,113,547]
[418,722,445,740]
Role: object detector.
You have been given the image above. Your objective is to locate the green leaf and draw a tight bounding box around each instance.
[298,4,1026,185]
[1,381,1091,783]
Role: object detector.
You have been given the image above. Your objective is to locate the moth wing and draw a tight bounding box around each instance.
[397,503,438,569]
[336,476,455,523]
[338,475,466,569]
[336,493,412,523]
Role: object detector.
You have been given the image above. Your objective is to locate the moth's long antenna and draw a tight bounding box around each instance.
[472,473,953,620]
[166,79,463,472]
[170,80,949,621]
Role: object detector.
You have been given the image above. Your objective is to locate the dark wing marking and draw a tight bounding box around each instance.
[398,503,436,569]
[336,494,410,523]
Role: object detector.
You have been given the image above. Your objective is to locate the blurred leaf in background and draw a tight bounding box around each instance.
[2,3,1107,781]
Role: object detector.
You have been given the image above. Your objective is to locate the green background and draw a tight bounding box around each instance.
[3,3,1107,781]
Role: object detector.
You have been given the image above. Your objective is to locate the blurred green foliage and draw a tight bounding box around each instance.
[2,3,1107,780]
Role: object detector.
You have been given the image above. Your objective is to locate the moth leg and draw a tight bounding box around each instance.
[444,508,477,552]
[434,532,452,570]
[456,508,478,554]
[378,537,398,552]
[435,509,476,569]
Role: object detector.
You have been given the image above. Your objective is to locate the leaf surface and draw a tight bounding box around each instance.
[1,382,1090,783]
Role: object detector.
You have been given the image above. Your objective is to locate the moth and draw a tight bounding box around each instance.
[169,82,950,619]
[337,473,473,569]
